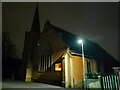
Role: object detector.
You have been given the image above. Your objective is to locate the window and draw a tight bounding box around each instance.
[38,54,52,72]
[55,63,62,71]
[87,60,91,73]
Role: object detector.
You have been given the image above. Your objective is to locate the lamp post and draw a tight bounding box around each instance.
[77,39,86,89]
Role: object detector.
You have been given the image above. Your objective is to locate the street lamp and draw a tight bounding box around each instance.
[77,39,86,89]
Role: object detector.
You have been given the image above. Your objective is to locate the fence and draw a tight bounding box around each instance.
[101,74,120,90]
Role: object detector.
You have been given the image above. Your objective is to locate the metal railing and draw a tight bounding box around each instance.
[101,74,120,90]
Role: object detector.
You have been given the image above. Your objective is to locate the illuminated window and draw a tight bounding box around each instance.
[55,63,62,71]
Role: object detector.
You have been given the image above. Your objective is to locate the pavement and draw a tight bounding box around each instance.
[2,79,63,88]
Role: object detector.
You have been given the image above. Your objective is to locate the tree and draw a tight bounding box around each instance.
[2,32,20,79]
[2,32,16,60]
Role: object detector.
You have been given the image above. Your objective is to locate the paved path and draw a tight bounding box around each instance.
[2,80,63,88]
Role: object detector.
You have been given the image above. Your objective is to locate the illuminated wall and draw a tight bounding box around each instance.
[64,51,98,88]
[71,56,83,88]
[64,49,83,88]
[64,53,70,88]
[25,64,32,82]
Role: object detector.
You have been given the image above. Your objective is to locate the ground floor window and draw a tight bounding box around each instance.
[87,60,91,73]
[55,63,62,71]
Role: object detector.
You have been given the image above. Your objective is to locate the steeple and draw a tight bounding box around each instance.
[31,5,40,33]
[42,20,51,33]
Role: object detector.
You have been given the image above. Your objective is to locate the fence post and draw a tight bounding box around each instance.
[114,75,118,89]
[112,75,115,89]
[118,72,120,90]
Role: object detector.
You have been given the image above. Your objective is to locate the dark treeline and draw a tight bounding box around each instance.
[2,32,22,80]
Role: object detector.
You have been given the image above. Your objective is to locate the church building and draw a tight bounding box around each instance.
[22,6,120,88]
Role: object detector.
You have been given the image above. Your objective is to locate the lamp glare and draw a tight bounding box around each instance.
[78,40,83,44]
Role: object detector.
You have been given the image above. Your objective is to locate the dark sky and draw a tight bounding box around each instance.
[3,2,119,60]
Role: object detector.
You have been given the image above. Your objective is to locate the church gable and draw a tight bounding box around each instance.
[41,21,67,53]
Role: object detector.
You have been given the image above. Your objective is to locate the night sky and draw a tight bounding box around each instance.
[2,2,119,60]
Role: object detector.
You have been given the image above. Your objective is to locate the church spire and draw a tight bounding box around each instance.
[31,5,40,33]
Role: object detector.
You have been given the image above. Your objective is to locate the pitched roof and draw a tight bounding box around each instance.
[43,20,120,67]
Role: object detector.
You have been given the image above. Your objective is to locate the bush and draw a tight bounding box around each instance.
[87,72,100,79]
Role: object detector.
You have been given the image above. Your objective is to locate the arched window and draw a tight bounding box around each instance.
[38,41,52,72]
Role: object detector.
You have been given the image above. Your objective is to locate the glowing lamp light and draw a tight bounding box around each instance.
[77,39,83,44]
